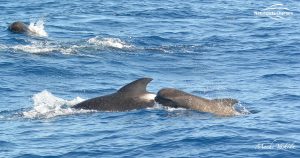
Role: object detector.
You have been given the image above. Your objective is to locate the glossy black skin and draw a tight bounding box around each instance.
[73,78,155,111]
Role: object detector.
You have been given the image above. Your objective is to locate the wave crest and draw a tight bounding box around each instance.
[12,43,55,54]
[9,37,133,54]
[87,37,133,49]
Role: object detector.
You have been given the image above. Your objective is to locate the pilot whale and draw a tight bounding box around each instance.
[73,78,156,111]
[8,21,29,33]
[155,88,239,116]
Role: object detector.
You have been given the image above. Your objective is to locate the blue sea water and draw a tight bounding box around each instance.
[0,0,300,157]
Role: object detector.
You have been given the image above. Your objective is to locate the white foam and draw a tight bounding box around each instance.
[23,90,93,119]
[12,44,55,54]
[148,102,187,111]
[8,35,133,54]
[59,45,84,54]
[27,20,48,37]
[163,106,187,111]
[234,102,251,115]
[0,44,8,50]
[87,37,133,49]
[11,40,79,54]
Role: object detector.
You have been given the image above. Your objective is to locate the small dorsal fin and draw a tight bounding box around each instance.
[118,78,153,95]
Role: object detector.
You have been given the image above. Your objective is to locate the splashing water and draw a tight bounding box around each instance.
[148,102,187,111]
[9,36,134,54]
[234,102,251,115]
[11,40,84,54]
[87,37,133,49]
[22,90,93,119]
[12,43,55,54]
[27,20,48,37]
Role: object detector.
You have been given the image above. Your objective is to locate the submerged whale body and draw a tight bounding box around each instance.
[155,88,239,116]
[8,21,28,33]
[73,78,156,111]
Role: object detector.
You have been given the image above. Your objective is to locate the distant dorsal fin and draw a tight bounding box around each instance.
[118,78,153,95]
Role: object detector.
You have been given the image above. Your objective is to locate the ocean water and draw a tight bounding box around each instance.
[0,0,299,157]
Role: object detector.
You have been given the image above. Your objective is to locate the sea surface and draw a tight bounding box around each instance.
[0,0,299,157]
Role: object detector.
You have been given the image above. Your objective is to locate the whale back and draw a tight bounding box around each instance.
[155,88,191,108]
[8,21,28,33]
[212,98,238,107]
[155,88,238,116]
[73,78,155,111]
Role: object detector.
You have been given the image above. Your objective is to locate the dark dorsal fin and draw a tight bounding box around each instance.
[118,78,153,95]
